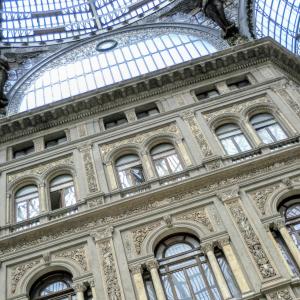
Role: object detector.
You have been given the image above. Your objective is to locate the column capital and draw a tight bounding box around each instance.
[129,264,143,275]
[217,237,230,248]
[201,242,214,254]
[216,186,240,202]
[146,259,159,270]
[91,226,114,242]
[88,279,95,288]
[73,282,87,293]
[273,219,286,230]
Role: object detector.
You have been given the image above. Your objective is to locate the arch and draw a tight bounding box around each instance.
[43,165,77,184]
[242,103,277,121]
[8,175,42,192]
[209,114,242,131]
[105,144,142,164]
[142,134,179,154]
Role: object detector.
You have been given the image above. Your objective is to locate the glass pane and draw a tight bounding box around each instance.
[28,197,40,218]
[202,263,221,300]
[172,271,192,300]
[167,154,183,173]
[268,124,287,141]
[16,201,27,222]
[162,275,176,300]
[234,135,252,152]
[118,170,132,188]
[130,166,145,185]
[40,281,68,296]
[286,205,300,218]
[186,266,210,300]
[64,186,76,207]
[221,138,239,155]
[165,243,193,257]
[154,159,170,177]
[257,128,274,144]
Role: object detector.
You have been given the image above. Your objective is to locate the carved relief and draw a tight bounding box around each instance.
[132,221,161,254]
[250,184,281,215]
[175,207,214,232]
[203,97,271,122]
[275,86,300,118]
[182,111,212,157]
[267,288,294,300]
[226,199,277,279]
[8,156,73,183]
[100,123,180,159]
[11,259,40,295]
[98,240,122,300]
[80,146,99,193]
[54,246,88,272]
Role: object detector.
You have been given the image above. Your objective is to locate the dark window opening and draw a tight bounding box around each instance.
[45,131,67,148]
[196,88,219,100]
[227,78,251,91]
[104,112,128,129]
[13,141,34,159]
[136,103,159,119]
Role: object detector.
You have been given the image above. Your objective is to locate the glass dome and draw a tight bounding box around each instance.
[254,0,300,54]
[7,26,228,113]
[1,0,172,45]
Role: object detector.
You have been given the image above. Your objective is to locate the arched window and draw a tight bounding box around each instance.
[15,185,39,222]
[150,143,183,177]
[115,154,145,188]
[155,234,222,300]
[216,124,252,155]
[49,174,76,210]
[30,272,75,300]
[250,113,287,144]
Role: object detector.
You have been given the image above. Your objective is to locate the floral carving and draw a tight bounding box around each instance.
[100,124,180,159]
[98,240,122,300]
[226,199,277,279]
[8,156,73,183]
[11,260,40,294]
[267,288,294,300]
[175,208,214,232]
[182,111,212,157]
[54,246,88,272]
[203,98,271,122]
[275,86,300,118]
[251,184,281,215]
[132,221,161,254]
[80,146,99,193]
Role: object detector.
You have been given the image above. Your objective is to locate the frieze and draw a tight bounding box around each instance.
[266,288,294,300]
[175,207,214,232]
[98,240,122,300]
[226,199,277,279]
[11,259,40,295]
[54,246,88,272]
[100,123,180,158]
[203,97,272,123]
[182,111,212,157]
[132,221,161,254]
[8,156,73,183]
[250,184,281,216]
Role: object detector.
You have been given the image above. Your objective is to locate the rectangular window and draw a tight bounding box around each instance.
[195,87,219,100]
[44,131,67,148]
[12,141,35,159]
[135,102,159,119]
[103,112,128,129]
[227,77,251,91]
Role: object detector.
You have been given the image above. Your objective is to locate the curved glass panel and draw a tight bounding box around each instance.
[16,32,217,112]
[254,0,300,54]
[164,243,193,257]
[1,0,172,45]
[40,281,68,296]
[286,204,300,219]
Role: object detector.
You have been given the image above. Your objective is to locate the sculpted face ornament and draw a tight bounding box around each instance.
[197,0,239,38]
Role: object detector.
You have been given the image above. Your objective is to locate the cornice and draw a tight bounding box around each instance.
[0,38,299,143]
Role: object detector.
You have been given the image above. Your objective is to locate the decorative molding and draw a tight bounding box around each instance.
[77,123,88,137]
[201,242,214,253]
[7,156,73,183]
[91,226,114,242]
[146,260,159,270]
[275,86,300,119]
[132,221,161,254]
[54,246,88,272]
[11,259,40,295]
[175,207,214,232]
[100,123,180,159]
[217,237,230,248]
[250,184,281,216]
[182,110,212,157]
[129,264,143,275]
[226,199,277,279]
[80,146,99,193]
[98,239,122,300]
[217,187,239,202]
[267,288,294,300]
[203,97,272,123]
[73,282,87,293]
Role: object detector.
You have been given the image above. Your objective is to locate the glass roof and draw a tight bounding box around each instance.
[255,0,300,54]
[8,27,227,113]
[1,0,172,45]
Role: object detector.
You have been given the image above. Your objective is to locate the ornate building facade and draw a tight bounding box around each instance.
[0,0,299,300]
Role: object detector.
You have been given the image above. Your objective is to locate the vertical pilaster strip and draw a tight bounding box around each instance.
[79,144,100,193]
[141,152,155,179]
[202,243,232,300]
[38,183,47,212]
[91,227,124,300]
[146,260,166,300]
[106,162,118,190]
[129,264,148,300]
[218,237,251,293]
[175,139,192,166]
[219,189,277,280]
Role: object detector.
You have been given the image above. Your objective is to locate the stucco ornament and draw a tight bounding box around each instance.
[54,246,88,272]
[267,288,294,300]
[276,86,300,119]
[175,207,214,232]
[132,221,161,254]
[182,110,213,157]
[11,259,40,295]
[226,199,277,278]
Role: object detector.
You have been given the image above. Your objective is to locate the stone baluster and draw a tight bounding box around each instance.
[202,243,232,300]
[146,260,166,300]
[130,264,148,300]
[274,220,300,269]
[217,238,251,294]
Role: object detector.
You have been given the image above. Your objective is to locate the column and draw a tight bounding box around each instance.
[130,264,148,300]
[73,283,86,300]
[218,238,251,294]
[176,139,192,166]
[89,280,97,299]
[106,162,118,190]
[146,260,166,300]
[202,243,232,300]
[265,225,294,277]
[141,152,155,179]
[242,121,262,147]
[275,220,300,269]
[38,183,47,212]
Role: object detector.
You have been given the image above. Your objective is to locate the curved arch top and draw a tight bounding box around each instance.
[7,24,229,114]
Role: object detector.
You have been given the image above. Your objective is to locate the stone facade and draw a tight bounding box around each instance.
[0,39,299,300]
